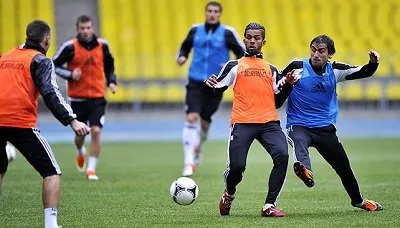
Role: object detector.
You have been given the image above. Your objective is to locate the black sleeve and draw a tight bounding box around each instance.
[53,42,75,80]
[224,29,244,58]
[102,42,117,85]
[209,60,238,96]
[31,55,76,126]
[332,61,379,81]
[280,59,303,76]
[272,65,293,109]
[177,27,197,58]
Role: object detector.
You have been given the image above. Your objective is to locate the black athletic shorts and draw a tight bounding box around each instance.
[0,127,61,177]
[185,78,223,122]
[71,98,106,128]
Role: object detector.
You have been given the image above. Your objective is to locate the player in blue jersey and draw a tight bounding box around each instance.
[281,35,383,211]
[176,1,244,176]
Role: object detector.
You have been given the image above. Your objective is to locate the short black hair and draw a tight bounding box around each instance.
[76,15,92,28]
[26,20,50,43]
[244,22,265,39]
[310,35,336,55]
[205,1,222,12]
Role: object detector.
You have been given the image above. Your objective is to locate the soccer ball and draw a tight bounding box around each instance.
[169,177,199,205]
[6,143,17,162]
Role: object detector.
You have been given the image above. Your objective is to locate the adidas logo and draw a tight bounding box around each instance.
[311,82,327,93]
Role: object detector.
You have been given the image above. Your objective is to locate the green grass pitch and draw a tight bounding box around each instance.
[1,138,399,227]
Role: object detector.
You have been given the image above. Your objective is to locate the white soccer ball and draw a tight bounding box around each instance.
[169,177,199,205]
[6,143,17,162]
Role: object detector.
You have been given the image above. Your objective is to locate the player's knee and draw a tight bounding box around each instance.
[91,126,101,136]
[41,172,61,179]
[229,162,246,174]
[200,120,210,132]
[186,113,200,123]
[275,149,289,162]
[75,135,85,142]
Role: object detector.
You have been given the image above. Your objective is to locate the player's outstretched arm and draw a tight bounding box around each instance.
[334,50,380,82]
[31,55,77,126]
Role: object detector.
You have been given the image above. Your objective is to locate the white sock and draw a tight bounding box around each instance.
[44,208,58,228]
[183,122,200,165]
[77,146,85,156]
[87,156,97,172]
[263,203,275,210]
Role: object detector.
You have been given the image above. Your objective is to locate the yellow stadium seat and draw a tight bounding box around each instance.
[375,58,390,77]
[106,86,124,103]
[16,0,34,46]
[0,0,17,52]
[141,84,163,103]
[393,53,400,77]
[164,84,185,102]
[386,83,400,100]
[37,0,56,56]
[0,0,56,55]
[365,82,382,101]
[344,82,363,101]
[106,85,134,103]
[93,0,399,95]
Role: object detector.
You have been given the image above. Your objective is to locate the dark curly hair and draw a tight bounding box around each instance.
[244,22,265,39]
[310,35,336,55]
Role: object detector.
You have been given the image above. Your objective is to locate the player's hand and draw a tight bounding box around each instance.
[177,56,187,66]
[285,69,299,85]
[72,68,82,81]
[205,74,218,88]
[70,119,90,136]
[369,50,380,64]
[109,82,117,94]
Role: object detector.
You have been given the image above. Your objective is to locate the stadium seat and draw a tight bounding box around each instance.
[365,82,382,101]
[106,85,135,103]
[386,83,400,100]
[0,0,56,56]
[36,0,56,56]
[343,82,363,101]
[141,84,163,103]
[164,84,185,103]
[0,0,17,53]
[93,0,400,103]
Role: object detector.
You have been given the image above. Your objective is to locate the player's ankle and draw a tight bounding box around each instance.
[44,208,58,228]
[263,203,275,210]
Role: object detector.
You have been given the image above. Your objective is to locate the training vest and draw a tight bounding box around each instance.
[231,57,278,124]
[67,38,105,98]
[189,24,230,82]
[0,48,42,128]
[286,59,338,128]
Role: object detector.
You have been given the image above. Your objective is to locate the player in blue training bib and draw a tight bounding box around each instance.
[281,35,383,212]
[176,2,244,177]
